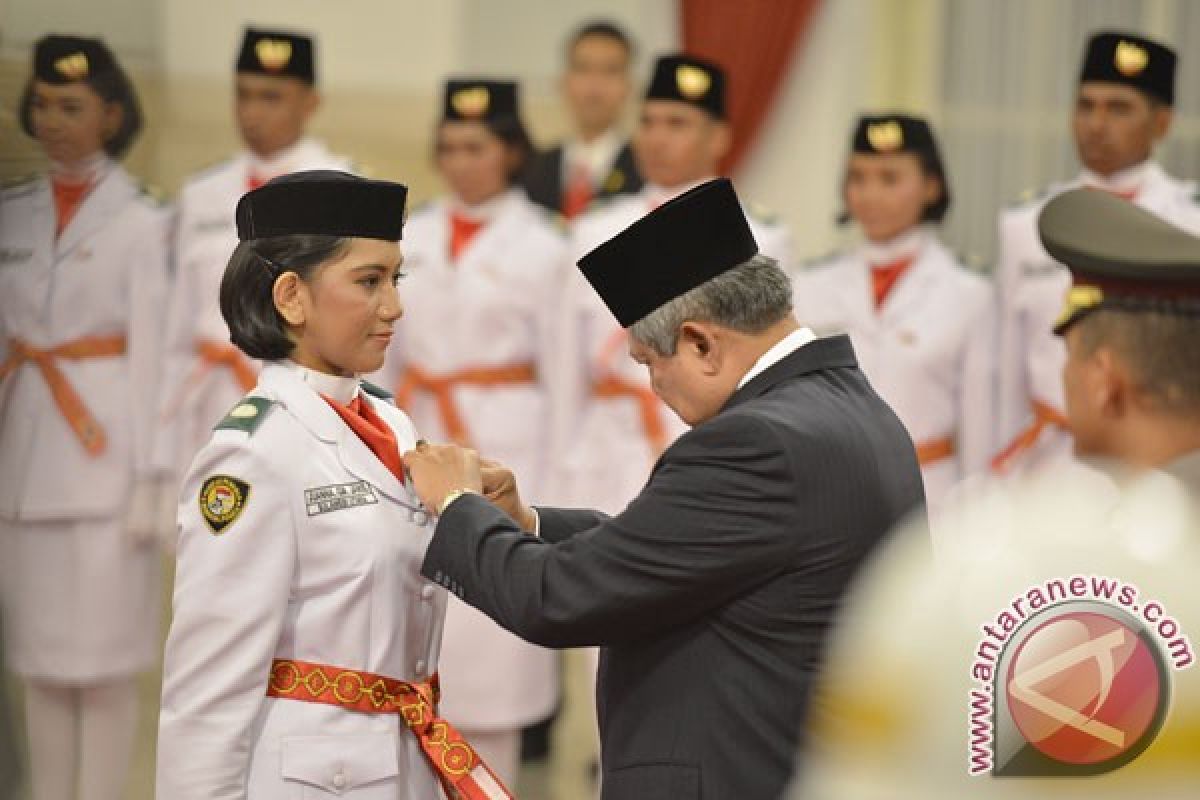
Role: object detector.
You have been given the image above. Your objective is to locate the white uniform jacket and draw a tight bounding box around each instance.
[377,188,563,731]
[155,138,352,476]
[551,185,795,512]
[792,236,996,508]
[157,362,447,799]
[0,164,169,519]
[995,161,1200,471]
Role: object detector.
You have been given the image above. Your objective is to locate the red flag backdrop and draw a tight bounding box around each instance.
[681,0,822,175]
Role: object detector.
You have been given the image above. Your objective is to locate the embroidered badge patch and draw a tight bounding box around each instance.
[304,481,379,516]
[199,475,250,534]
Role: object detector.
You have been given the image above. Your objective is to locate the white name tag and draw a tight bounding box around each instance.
[304,481,379,516]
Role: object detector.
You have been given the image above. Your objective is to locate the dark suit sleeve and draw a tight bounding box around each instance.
[420,415,799,647]
[535,506,610,544]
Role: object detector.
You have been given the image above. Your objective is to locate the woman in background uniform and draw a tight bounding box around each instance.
[157,172,510,799]
[791,114,995,517]
[379,79,563,785]
[0,35,169,800]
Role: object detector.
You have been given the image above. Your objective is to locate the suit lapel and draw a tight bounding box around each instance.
[722,335,859,412]
[600,142,640,198]
[55,166,135,262]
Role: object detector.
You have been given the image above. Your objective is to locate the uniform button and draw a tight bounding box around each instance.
[415,660,427,675]
[332,768,346,790]
[421,585,436,600]
[411,510,430,526]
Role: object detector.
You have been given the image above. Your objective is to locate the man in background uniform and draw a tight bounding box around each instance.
[994,31,1200,473]
[153,27,352,507]
[552,53,794,513]
[521,21,642,220]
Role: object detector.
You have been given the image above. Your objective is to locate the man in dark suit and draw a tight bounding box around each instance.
[405,178,925,800]
[521,21,643,218]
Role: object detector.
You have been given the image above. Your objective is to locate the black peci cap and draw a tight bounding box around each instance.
[1079,31,1176,105]
[442,79,519,122]
[236,27,316,84]
[578,178,758,327]
[644,54,726,119]
[236,171,407,241]
[33,34,119,84]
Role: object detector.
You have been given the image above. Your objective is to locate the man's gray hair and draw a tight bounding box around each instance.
[629,253,793,355]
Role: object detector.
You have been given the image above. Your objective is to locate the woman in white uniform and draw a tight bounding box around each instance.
[791,114,996,514]
[157,172,510,800]
[0,35,168,800]
[379,79,562,786]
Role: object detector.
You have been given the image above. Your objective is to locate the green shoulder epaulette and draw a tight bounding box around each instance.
[215,396,276,434]
[360,380,395,403]
[746,201,779,225]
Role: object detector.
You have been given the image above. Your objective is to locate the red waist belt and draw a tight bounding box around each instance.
[266,658,512,800]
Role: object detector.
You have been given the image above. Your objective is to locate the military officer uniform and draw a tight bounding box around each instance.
[793,116,996,512]
[994,32,1200,473]
[155,28,351,481]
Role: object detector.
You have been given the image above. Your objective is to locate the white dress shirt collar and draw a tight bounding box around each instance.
[563,128,624,185]
[737,327,817,389]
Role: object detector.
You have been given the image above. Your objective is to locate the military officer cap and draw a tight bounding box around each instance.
[33,34,119,84]
[645,54,726,119]
[236,170,407,241]
[442,79,519,122]
[1080,31,1176,105]
[578,178,758,327]
[1038,188,1200,334]
[236,27,316,85]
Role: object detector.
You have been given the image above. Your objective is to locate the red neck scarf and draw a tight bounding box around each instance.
[322,394,404,483]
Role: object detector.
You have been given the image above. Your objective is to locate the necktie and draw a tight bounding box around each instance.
[323,394,405,483]
[449,212,486,260]
[246,171,267,192]
[562,161,594,220]
[52,177,93,236]
[870,255,916,310]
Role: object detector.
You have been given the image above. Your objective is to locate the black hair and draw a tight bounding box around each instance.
[220,235,350,360]
[434,114,535,184]
[566,20,634,60]
[19,66,143,159]
[837,148,952,226]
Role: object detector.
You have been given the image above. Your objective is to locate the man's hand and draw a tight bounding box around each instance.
[401,442,483,514]
[481,458,537,531]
